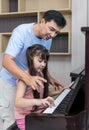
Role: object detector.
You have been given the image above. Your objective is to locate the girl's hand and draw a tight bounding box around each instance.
[35,96,55,107]
[41,96,55,107]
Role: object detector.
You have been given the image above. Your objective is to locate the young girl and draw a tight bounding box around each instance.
[14,44,57,130]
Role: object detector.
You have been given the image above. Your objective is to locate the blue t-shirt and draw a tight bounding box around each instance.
[0,23,52,85]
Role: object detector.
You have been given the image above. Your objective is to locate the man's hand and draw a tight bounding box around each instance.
[23,72,47,92]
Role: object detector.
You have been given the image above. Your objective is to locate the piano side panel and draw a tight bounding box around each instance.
[85,30,89,130]
[81,27,89,130]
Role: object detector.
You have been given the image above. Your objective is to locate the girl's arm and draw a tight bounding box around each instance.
[49,87,64,97]
[15,80,54,108]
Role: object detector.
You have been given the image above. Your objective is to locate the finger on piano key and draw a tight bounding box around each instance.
[43,88,71,114]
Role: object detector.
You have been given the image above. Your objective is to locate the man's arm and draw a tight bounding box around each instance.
[2,54,47,91]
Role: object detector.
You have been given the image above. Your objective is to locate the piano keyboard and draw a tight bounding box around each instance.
[43,82,74,114]
[43,89,71,114]
[53,89,74,114]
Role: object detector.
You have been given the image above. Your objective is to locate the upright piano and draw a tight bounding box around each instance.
[25,27,89,130]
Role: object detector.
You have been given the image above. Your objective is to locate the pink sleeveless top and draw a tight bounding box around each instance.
[14,71,45,119]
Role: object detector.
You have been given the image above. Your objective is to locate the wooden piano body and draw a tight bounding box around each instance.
[25,27,89,130]
[25,111,86,130]
[25,73,86,130]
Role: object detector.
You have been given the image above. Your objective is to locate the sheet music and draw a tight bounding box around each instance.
[43,82,74,114]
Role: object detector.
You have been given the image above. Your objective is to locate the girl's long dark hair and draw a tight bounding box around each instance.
[26,44,49,99]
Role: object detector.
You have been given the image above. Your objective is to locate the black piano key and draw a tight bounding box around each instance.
[53,89,74,115]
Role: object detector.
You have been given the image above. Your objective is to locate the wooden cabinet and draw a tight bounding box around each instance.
[0,0,71,55]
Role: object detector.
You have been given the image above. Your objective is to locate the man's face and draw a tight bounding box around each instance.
[40,19,62,40]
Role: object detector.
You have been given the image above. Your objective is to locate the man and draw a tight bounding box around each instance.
[0,10,66,129]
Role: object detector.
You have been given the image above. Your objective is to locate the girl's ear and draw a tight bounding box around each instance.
[40,18,45,24]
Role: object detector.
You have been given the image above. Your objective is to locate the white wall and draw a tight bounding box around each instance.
[71,0,87,69]
[48,55,71,86]
[48,0,87,86]
[88,0,89,25]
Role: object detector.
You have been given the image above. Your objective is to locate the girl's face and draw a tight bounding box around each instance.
[33,55,47,73]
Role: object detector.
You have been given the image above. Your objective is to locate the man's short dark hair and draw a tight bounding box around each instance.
[43,10,66,28]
